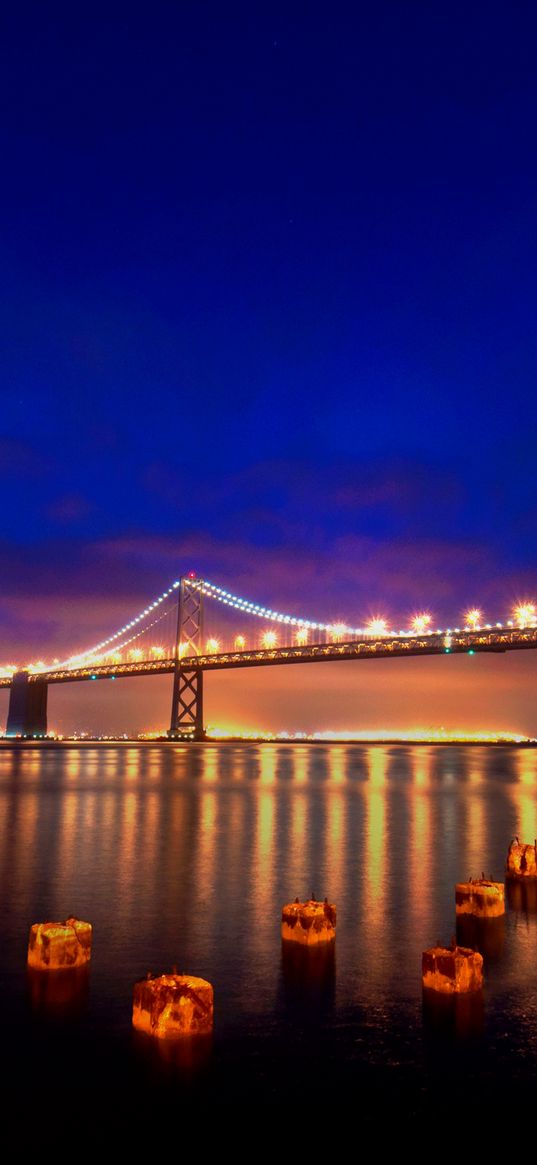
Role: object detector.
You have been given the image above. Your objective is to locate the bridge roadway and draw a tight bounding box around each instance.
[3,624,537,688]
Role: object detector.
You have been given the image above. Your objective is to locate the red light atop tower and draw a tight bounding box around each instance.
[188,571,197,579]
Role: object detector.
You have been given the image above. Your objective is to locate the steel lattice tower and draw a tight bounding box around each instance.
[168,576,205,739]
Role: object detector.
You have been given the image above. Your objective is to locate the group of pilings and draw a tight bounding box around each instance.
[24,898,335,1038]
[419,839,537,1039]
[22,850,537,1046]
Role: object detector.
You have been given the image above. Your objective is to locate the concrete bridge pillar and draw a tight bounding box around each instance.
[6,671,48,737]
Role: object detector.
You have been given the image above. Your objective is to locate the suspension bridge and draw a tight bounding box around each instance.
[2,574,537,739]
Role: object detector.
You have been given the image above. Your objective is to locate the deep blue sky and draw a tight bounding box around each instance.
[2,3,537,729]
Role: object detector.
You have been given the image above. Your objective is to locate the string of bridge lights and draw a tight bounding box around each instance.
[196,578,330,631]
[54,586,181,668]
[4,577,536,677]
[195,581,537,640]
[78,606,175,663]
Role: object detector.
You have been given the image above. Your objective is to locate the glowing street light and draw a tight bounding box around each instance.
[262,631,278,649]
[206,638,220,654]
[411,613,431,635]
[296,628,309,645]
[329,623,347,642]
[514,602,536,627]
[234,635,246,650]
[366,617,389,636]
[465,608,482,630]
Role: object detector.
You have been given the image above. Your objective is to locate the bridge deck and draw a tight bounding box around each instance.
[2,626,536,686]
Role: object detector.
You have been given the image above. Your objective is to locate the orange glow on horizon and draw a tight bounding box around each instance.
[203,724,530,743]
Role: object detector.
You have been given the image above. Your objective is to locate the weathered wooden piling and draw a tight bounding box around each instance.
[132,973,214,1039]
[281,897,336,945]
[455,877,504,918]
[506,838,537,879]
[422,943,483,994]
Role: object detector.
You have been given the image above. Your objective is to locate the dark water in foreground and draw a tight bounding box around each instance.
[2,742,537,1127]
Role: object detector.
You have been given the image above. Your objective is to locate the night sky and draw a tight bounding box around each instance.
[2,4,537,734]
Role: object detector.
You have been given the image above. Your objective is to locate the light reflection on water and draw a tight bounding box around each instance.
[2,742,537,1115]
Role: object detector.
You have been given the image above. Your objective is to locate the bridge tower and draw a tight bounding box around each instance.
[6,671,48,737]
[168,576,205,740]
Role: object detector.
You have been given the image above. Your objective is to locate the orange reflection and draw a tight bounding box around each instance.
[259,747,277,785]
[116,790,143,909]
[465,787,486,874]
[413,752,429,790]
[408,749,433,934]
[229,746,247,781]
[363,747,388,930]
[66,750,82,781]
[517,749,537,787]
[56,793,79,885]
[220,788,247,900]
[326,788,345,906]
[328,747,346,785]
[197,790,218,890]
[513,750,537,842]
[125,749,140,783]
[287,791,308,890]
[255,791,275,902]
[292,748,309,785]
[202,748,219,784]
[0,775,40,912]
[247,785,276,964]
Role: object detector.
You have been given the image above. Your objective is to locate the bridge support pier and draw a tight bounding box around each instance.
[6,671,48,737]
[168,668,205,740]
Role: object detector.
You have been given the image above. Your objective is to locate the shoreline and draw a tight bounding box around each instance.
[0,737,534,748]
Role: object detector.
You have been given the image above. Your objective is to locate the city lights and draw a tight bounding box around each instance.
[261,631,278,649]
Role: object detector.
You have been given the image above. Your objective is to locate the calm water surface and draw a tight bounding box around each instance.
[2,742,537,1123]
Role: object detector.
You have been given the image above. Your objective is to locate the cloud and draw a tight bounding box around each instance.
[0,447,535,667]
